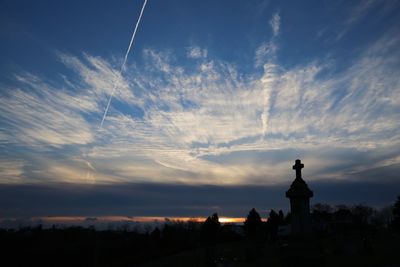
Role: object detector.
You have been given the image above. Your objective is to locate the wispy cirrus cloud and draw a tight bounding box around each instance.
[336,0,377,40]
[0,159,24,184]
[269,11,280,37]
[0,73,94,148]
[0,21,399,185]
[255,11,280,67]
[186,46,208,59]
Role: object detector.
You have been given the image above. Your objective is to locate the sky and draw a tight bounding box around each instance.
[0,0,400,221]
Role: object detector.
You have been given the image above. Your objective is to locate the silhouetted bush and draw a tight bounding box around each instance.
[392,195,400,232]
[266,209,284,241]
[244,208,264,242]
[201,213,221,244]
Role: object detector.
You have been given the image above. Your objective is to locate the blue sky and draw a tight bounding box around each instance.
[0,0,400,218]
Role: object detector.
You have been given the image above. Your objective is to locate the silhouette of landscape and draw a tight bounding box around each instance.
[1,160,399,267]
[1,1,400,267]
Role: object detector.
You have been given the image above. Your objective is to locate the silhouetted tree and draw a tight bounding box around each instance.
[371,205,393,227]
[244,208,263,241]
[266,209,284,241]
[312,203,333,234]
[331,205,354,234]
[351,204,374,226]
[284,212,291,224]
[334,205,352,221]
[313,203,333,214]
[392,195,400,231]
[150,227,161,241]
[278,210,284,222]
[201,213,221,244]
[335,204,350,211]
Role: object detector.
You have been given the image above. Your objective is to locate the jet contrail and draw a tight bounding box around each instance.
[100,0,148,128]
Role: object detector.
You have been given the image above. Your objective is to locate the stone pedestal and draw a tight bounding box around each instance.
[286,159,313,235]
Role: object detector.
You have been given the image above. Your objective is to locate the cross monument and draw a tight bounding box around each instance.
[286,159,313,235]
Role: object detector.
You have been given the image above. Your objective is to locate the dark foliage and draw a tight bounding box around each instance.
[244,208,264,242]
[266,209,284,241]
[392,195,400,231]
[0,216,243,267]
[1,196,399,266]
[200,213,221,244]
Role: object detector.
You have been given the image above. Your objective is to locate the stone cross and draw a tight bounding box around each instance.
[292,159,304,179]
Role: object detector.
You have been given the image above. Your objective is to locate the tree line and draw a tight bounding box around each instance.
[0,195,399,266]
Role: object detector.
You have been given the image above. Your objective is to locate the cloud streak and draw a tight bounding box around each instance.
[100,0,148,127]
[270,11,280,36]
[336,0,377,40]
[0,178,398,218]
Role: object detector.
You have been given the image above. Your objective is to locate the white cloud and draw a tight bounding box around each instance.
[0,159,24,184]
[1,29,400,185]
[0,74,94,148]
[187,46,208,59]
[255,12,280,68]
[270,12,280,37]
[255,42,277,67]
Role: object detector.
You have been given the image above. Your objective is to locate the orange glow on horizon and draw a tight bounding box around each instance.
[29,216,246,224]
[218,217,244,223]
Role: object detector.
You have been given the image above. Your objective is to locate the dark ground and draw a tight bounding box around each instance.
[1,226,399,267]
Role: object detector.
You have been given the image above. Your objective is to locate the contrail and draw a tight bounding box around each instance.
[100,0,148,128]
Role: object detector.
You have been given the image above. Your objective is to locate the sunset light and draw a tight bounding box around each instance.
[1,0,399,266]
